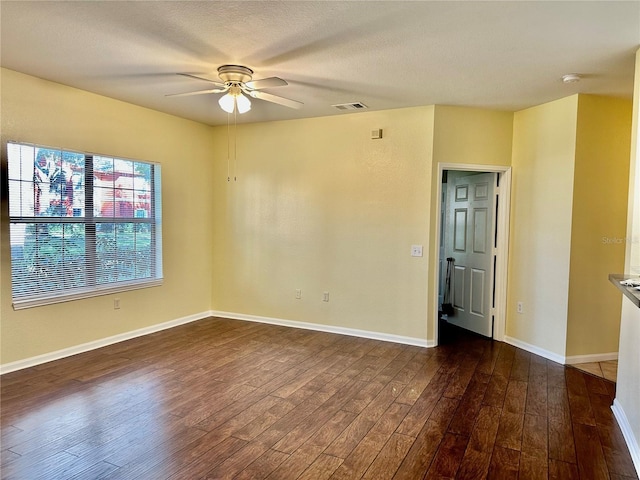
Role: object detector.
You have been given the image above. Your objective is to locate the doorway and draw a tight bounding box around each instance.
[434,164,511,345]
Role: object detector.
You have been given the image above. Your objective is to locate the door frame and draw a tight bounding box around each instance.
[433,163,512,344]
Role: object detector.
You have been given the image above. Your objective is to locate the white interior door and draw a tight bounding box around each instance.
[444,171,496,337]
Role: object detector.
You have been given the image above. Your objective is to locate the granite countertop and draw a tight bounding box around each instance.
[609,274,640,308]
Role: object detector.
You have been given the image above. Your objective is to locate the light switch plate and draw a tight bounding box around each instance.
[411,245,423,257]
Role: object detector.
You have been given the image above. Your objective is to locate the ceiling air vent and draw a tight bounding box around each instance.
[332,102,368,111]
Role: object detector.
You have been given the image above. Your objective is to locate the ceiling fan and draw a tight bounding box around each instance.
[167,64,303,114]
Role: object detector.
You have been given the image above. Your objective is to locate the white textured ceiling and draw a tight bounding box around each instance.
[1,1,639,126]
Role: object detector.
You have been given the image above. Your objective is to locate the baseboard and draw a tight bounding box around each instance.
[503,335,566,364]
[612,399,640,476]
[503,337,617,366]
[565,352,619,365]
[210,310,433,348]
[0,311,212,375]
[1,309,433,375]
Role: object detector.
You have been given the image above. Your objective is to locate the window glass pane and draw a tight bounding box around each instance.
[61,150,85,218]
[7,143,21,180]
[95,186,116,218]
[114,176,135,218]
[94,156,115,218]
[9,224,29,298]
[10,223,86,297]
[133,162,152,218]
[94,156,115,175]
[8,144,84,218]
[95,223,153,284]
[114,159,134,176]
[113,159,134,218]
[133,162,151,191]
[135,223,152,279]
[64,153,85,218]
[96,223,117,284]
[7,143,34,182]
[35,223,65,292]
[62,223,87,289]
[7,147,86,218]
[94,156,137,218]
[8,180,25,217]
[33,148,56,216]
[134,191,151,218]
[117,223,136,281]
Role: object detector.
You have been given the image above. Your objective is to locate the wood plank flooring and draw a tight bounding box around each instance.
[1,317,637,479]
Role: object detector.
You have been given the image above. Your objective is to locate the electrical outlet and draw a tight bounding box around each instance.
[411,245,423,257]
[114,298,121,310]
[323,292,330,302]
[295,289,302,299]
[517,302,523,314]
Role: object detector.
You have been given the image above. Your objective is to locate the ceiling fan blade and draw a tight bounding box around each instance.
[245,76,288,90]
[249,90,303,109]
[166,87,227,97]
[177,73,226,88]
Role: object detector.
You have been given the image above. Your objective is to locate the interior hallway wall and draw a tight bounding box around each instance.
[509,94,632,360]
[508,95,579,358]
[566,95,632,357]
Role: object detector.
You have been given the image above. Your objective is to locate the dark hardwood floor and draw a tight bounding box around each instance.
[1,317,637,480]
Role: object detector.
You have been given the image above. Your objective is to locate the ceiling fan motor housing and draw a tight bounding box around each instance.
[218,65,253,84]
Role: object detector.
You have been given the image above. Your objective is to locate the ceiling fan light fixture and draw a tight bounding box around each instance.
[218,93,236,113]
[173,65,299,114]
[236,92,251,113]
[218,86,251,114]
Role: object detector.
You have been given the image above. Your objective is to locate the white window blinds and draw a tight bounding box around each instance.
[7,142,163,309]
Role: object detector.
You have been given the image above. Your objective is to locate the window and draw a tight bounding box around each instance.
[7,142,162,309]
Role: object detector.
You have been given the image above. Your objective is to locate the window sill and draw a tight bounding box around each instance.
[12,279,163,310]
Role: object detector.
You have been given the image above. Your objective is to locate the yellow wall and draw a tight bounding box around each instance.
[0,68,216,364]
[509,94,632,359]
[509,95,579,357]
[566,95,632,356]
[210,105,515,343]
[429,106,514,338]
[432,105,515,167]
[0,68,633,368]
[211,107,435,341]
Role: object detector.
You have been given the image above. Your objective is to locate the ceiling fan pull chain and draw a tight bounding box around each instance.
[227,112,231,182]
[234,108,238,182]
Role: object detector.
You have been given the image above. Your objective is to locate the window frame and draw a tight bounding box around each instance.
[7,142,163,310]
